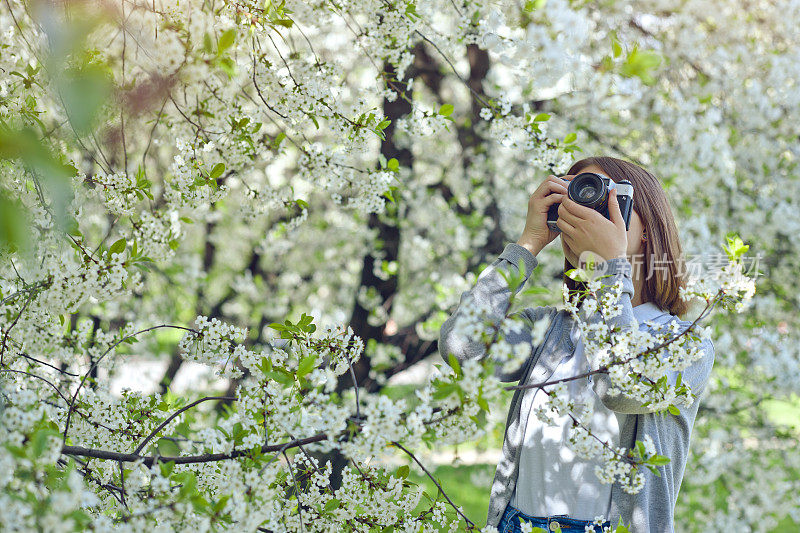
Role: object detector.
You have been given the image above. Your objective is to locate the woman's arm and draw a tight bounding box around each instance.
[583,257,715,414]
[592,336,715,414]
[438,242,555,383]
[439,173,571,382]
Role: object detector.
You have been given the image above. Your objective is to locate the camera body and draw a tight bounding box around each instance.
[546,172,635,232]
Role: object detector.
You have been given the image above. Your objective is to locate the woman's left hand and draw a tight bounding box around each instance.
[556,188,628,264]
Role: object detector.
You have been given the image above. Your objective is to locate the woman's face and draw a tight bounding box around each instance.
[560,164,645,266]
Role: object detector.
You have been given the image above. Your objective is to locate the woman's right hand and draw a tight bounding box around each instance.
[516,174,573,255]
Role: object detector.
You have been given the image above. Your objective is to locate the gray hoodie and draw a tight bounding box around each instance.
[438,242,715,532]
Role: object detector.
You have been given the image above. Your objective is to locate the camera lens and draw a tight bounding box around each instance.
[576,184,598,201]
[568,173,607,209]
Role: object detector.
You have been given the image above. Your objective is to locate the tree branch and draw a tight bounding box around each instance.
[61,433,328,467]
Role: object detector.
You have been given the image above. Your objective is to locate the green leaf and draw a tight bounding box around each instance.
[5,444,26,459]
[476,395,489,412]
[620,44,662,85]
[396,465,410,479]
[208,162,226,180]
[32,428,60,458]
[65,509,91,528]
[524,0,547,11]
[218,56,236,78]
[563,132,577,143]
[521,286,549,296]
[0,192,30,253]
[498,260,526,291]
[636,440,646,459]
[156,437,181,456]
[646,454,671,466]
[190,494,209,512]
[218,29,236,53]
[264,369,294,386]
[108,238,126,256]
[565,268,589,282]
[213,494,231,514]
[297,312,315,332]
[438,103,454,116]
[386,158,399,171]
[324,498,341,511]
[258,356,273,375]
[611,34,623,58]
[65,215,81,237]
[0,127,76,237]
[58,64,113,136]
[296,354,318,378]
[432,383,457,400]
[532,113,550,122]
[448,353,462,378]
[159,460,175,477]
[722,233,749,262]
[667,404,681,416]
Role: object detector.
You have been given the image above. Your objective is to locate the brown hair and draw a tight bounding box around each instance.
[560,156,690,318]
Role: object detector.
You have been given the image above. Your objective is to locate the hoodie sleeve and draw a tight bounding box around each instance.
[438,242,556,383]
[583,257,715,414]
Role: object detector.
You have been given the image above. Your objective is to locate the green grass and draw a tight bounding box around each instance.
[406,463,493,529]
[380,384,499,528]
[763,393,800,429]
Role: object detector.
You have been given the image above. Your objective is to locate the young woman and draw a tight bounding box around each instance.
[439,156,715,533]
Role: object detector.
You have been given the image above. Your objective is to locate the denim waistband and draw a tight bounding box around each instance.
[503,503,612,532]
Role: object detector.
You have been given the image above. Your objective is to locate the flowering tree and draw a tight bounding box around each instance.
[0,0,794,531]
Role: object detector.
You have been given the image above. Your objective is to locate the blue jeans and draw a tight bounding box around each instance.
[497,503,612,533]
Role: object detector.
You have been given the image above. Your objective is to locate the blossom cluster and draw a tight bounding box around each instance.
[178,315,249,369]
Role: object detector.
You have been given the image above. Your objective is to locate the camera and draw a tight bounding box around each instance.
[546,172,634,232]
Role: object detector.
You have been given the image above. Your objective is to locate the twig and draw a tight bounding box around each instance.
[62,324,199,444]
[0,292,34,363]
[283,450,305,533]
[390,440,475,529]
[132,395,237,455]
[0,368,72,405]
[505,291,719,392]
[17,352,81,377]
[61,433,328,467]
